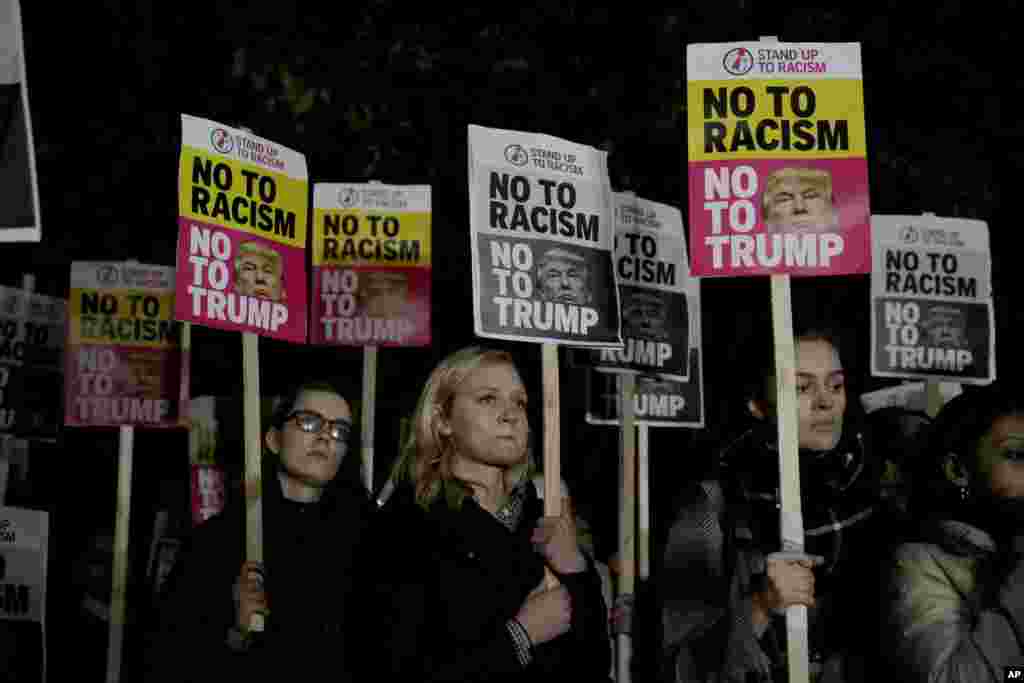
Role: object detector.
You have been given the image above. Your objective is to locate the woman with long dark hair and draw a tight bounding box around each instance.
[887,384,1024,680]
[661,329,900,682]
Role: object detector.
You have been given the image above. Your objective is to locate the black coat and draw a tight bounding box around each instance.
[358,483,612,683]
[143,464,375,682]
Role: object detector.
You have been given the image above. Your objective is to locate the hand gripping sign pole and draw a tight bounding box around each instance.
[542,344,561,589]
[616,373,637,683]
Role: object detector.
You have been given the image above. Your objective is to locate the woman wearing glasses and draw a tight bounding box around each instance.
[144,381,375,682]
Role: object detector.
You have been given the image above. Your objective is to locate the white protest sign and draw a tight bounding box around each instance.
[585,194,694,378]
[0,0,42,243]
[870,215,994,384]
[0,506,46,621]
[0,506,48,683]
[0,286,65,439]
[468,124,621,347]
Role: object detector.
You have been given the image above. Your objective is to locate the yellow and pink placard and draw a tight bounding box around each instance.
[687,42,871,277]
[311,183,431,347]
[65,261,188,428]
[175,114,308,343]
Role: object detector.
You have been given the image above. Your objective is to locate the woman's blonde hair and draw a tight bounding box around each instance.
[391,346,534,510]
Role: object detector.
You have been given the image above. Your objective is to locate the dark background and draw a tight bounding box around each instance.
[2,3,1021,680]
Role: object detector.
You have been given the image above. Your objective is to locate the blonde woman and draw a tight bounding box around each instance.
[362,346,611,682]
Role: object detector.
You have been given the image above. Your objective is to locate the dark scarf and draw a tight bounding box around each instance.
[720,422,891,665]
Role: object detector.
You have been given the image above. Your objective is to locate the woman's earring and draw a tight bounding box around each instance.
[945,452,971,502]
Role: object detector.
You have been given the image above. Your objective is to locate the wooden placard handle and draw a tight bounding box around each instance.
[770,273,809,683]
[361,346,378,492]
[541,343,561,589]
[242,332,265,632]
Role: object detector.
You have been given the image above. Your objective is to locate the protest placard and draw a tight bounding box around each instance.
[687,42,871,277]
[0,0,41,243]
[65,262,189,428]
[0,505,48,683]
[175,115,308,343]
[580,194,695,378]
[0,287,64,439]
[311,183,431,347]
[870,215,994,384]
[468,124,621,347]
[585,349,705,428]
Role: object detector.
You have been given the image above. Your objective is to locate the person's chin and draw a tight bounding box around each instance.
[802,433,840,452]
[492,440,526,463]
[301,467,336,486]
[300,454,339,477]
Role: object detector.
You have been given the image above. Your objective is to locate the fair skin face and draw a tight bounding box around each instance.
[795,339,846,452]
[764,176,835,234]
[442,361,530,512]
[750,338,847,452]
[748,338,845,627]
[236,250,283,300]
[265,390,352,503]
[440,360,583,644]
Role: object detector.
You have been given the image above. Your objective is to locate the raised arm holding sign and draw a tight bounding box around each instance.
[145,381,374,682]
[352,124,618,682]
[660,39,893,683]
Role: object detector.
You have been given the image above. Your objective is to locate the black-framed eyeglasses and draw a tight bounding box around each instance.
[286,410,353,442]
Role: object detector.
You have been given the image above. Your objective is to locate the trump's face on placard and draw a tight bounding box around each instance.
[923,305,967,348]
[359,271,409,318]
[762,167,838,234]
[623,291,669,339]
[235,243,285,301]
[535,247,591,305]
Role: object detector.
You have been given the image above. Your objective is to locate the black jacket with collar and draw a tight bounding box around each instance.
[358,481,612,683]
[143,460,375,682]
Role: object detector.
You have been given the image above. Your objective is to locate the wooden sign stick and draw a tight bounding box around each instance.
[361,345,378,493]
[361,180,384,494]
[617,373,637,683]
[920,213,945,419]
[637,422,650,581]
[105,425,134,683]
[242,331,264,632]
[541,343,561,589]
[770,274,809,683]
